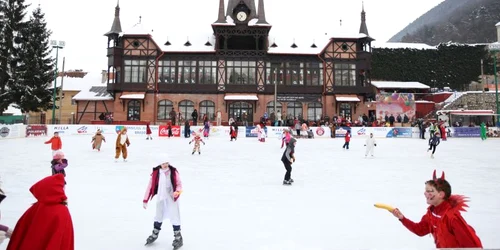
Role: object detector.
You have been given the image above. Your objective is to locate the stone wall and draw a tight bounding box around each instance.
[445,92,498,110]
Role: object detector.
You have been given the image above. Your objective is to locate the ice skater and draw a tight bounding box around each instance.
[146,122,153,140]
[427,132,440,158]
[0,186,13,246]
[143,160,183,249]
[389,170,482,248]
[229,122,238,141]
[364,133,377,157]
[189,133,205,155]
[91,130,106,151]
[281,138,297,185]
[342,130,351,150]
[115,127,131,162]
[281,129,291,148]
[51,151,68,184]
[44,132,62,156]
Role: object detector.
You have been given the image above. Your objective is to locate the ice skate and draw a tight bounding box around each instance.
[282,180,292,185]
[123,159,127,162]
[289,178,294,183]
[198,152,201,155]
[192,151,195,155]
[172,230,183,249]
[146,137,150,140]
[145,228,160,245]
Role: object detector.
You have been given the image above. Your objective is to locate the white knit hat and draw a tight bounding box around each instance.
[154,154,170,166]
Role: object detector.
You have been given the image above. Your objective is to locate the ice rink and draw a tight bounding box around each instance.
[1,135,499,250]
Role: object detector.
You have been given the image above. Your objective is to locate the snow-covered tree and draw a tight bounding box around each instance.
[12,6,54,112]
[0,0,28,115]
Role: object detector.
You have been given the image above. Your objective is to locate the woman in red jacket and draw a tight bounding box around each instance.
[390,170,482,248]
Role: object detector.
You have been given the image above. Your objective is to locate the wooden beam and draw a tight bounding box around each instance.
[77,101,91,124]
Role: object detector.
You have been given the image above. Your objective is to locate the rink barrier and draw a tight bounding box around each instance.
[1,124,497,140]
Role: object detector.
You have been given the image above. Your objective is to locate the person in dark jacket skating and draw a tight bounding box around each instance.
[428,132,440,159]
[281,138,297,185]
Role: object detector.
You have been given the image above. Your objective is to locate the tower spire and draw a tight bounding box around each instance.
[359,1,369,35]
[104,1,122,36]
[215,0,226,23]
[256,0,268,24]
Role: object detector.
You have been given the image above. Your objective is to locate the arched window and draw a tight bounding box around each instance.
[127,100,141,121]
[179,100,195,121]
[157,100,173,120]
[266,101,282,117]
[287,102,303,119]
[307,102,322,121]
[199,100,215,121]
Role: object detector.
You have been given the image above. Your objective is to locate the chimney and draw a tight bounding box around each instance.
[497,22,500,42]
[101,70,108,83]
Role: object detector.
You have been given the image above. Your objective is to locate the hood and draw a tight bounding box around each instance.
[29,174,67,204]
[288,138,297,149]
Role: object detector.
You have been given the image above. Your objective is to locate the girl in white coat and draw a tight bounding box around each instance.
[143,160,183,249]
[364,133,377,157]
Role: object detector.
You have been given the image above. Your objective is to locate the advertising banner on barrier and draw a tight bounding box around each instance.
[335,126,351,137]
[246,126,268,137]
[26,124,47,137]
[158,125,181,137]
[452,127,480,137]
[0,124,24,139]
[310,127,331,138]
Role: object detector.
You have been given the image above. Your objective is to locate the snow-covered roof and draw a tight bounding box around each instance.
[335,95,360,102]
[415,100,435,103]
[496,22,500,27]
[224,94,258,101]
[49,71,104,91]
[125,21,369,55]
[4,104,22,115]
[120,92,145,99]
[371,81,430,89]
[72,86,113,101]
[372,42,436,50]
[489,42,500,50]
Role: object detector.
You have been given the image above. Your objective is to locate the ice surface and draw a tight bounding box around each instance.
[0,136,499,250]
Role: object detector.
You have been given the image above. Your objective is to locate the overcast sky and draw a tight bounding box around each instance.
[27,0,444,77]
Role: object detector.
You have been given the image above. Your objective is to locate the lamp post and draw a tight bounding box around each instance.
[274,67,278,117]
[488,43,500,125]
[50,40,65,124]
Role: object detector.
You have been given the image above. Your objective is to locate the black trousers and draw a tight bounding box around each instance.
[343,141,350,149]
[428,144,437,154]
[282,160,292,181]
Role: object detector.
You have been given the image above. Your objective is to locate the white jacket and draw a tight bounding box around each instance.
[365,137,376,148]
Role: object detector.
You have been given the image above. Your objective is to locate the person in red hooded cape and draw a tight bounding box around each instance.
[390,170,482,248]
[7,174,74,250]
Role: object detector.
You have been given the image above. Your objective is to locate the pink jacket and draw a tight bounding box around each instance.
[143,167,182,203]
[281,132,291,147]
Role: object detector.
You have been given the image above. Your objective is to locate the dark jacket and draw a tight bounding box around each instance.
[281,138,296,163]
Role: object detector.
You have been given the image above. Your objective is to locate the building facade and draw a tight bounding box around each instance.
[103,0,375,125]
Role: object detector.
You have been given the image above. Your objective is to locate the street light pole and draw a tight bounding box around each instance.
[494,52,499,117]
[50,40,65,124]
[274,67,277,116]
[58,57,66,123]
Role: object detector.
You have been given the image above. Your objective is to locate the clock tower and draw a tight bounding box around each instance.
[212,0,271,56]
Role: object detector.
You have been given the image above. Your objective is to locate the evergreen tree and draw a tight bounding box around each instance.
[12,6,54,113]
[0,0,28,115]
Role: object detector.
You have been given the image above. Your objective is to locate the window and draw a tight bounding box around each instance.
[339,103,352,121]
[286,62,304,85]
[305,62,323,86]
[71,95,76,105]
[178,61,196,84]
[266,101,282,115]
[124,60,147,83]
[199,100,215,121]
[229,101,253,123]
[179,100,195,120]
[227,61,256,85]
[307,102,322,121]
[265,62,284,85]
[334,63,356,86]
[199,61,217,84]
[157,100,174,120]
[127,100,141,121]
[159,61,176,84]
[287,102,303,119]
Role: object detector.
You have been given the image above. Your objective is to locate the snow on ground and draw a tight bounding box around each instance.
[0,135,499,250]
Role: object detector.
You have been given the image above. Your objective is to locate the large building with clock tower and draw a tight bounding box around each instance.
[77,0,375,125]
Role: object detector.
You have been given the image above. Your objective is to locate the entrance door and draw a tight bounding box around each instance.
[339,103,352,121]
[229,101,253,123]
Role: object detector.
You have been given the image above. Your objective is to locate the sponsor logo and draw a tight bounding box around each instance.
[115,126,125,134]
[159,127,169,136]
[0,127,10,138]
[357,128,366,135]
[171,127,180,136]
[53,126,69,130]
[316,127,325,136]
[77,126,88,134]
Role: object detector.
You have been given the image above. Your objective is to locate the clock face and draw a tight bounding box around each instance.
[236,11,247,21]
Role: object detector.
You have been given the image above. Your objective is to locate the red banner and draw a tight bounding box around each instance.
[26,124,47,137]
[159,125,180,137]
